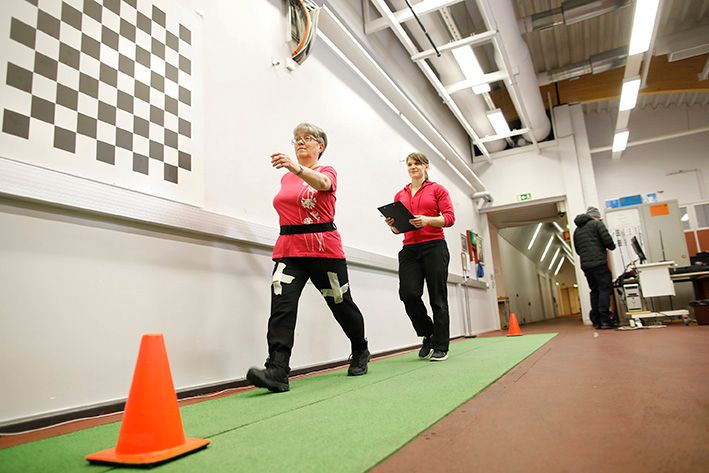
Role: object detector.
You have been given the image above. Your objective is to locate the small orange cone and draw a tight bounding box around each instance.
[86,333,210,466]
[507,313,523,337]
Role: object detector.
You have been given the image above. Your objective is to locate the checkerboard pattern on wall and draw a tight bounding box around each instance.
[1,0,201,203]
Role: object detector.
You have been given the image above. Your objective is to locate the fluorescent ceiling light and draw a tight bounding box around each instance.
[548,248,561,270]
[451,47,490,94]
[554,258,564,276]
[612,130,629,152]
[540,235,554,262]
[628,0,661,56]
[528,222,542,250]
[486,109,511,136]
[619,78,641,111]
[552,222,564,233]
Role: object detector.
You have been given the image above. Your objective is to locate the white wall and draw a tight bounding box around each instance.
[586,105,709,206]
[0,0,496,425]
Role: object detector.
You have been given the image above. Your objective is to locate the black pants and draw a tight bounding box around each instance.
[267,257,366,369]
[583,264,613,326]
[398,239,450,351]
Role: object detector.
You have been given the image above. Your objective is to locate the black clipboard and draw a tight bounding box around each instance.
[378,201,418,233]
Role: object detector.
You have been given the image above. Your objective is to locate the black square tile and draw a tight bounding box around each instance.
[165,63,178,83]
[120,18,135,42]
[133,152,149,174]
[117,90,133,113]
[34,52,58,80]
[6,63,33,93]
[164,128,177,148]
[152,5,166,27]
[151,71,164,92]
[96,140,115,164]
[149,140,163,160]
[2,109,30,139]
[83,0,102,23]
[151,37,165,60]
[77,112,97,138]
[178,151,191,170]
[104,0,120,16]
[178,55,191,74]
[118,54,134,76]
[178,86,190,105]
[133,116,149,137]
[116,127,132,150]
[56,84,79,110]
[135,46,150,68]
[61,3,82,31]
[123,0,137,8]
[150,105,164,126]
[178,118,191,138]
[179,24,191,44]
[81,33,101,60]
[102,26,119,51]
[31,96,55,124]
[165,95,178,115]
[54,126,76,153]
[10,18,35,49]
[137,11,151,34]
[25,0,39,5]
[166,31,178,52]
[37,10,61,39]
[164,163,178,183]
[58,43,80,69]
[134,80,150,103]
[79,73,99,98]
[99,63,117,87]
[97,101,116,124]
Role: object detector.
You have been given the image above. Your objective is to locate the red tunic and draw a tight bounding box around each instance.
[272,165,345,259]
[394,180,455,246]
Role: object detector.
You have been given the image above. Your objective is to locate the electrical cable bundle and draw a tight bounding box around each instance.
[289,0,320,65]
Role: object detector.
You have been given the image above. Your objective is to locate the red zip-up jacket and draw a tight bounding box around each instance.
[394,180,455,246]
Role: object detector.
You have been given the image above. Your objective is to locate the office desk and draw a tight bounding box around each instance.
[669,271,709,300]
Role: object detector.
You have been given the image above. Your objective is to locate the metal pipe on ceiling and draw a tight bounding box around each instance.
[519,0,631,33]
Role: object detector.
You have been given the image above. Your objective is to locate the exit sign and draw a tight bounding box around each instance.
[518,193,532,201]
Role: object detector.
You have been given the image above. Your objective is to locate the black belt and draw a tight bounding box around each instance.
[280,222,336,235]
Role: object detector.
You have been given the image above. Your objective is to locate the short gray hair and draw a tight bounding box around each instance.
[586,206,601,218]
[293,122,327,159]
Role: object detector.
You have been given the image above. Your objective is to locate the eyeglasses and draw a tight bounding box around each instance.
[291,135,320,145]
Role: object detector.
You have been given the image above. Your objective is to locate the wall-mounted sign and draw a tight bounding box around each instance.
[517,193,532,201]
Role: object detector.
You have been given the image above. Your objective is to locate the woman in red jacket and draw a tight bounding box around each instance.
[385,152,455,361]
[247,122,369,392]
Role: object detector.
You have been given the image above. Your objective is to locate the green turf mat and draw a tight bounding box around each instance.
[0,334,556,472]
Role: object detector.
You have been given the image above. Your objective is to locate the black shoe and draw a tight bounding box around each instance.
[599,323,615,330]
[348,347,370,376]
[430,350,448,361]
[593,324,602,329]
[246,366,289,392]
[418,336,433,359]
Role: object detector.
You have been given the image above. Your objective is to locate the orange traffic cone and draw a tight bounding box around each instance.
[507,313,523,337]
[86,333,210,466]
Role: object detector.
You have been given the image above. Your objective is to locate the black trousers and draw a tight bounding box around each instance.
[583,264,613,326]
[398,239,450,351]
[267,257,367,369]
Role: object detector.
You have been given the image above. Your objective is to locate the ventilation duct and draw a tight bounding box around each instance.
[477,0,551,142]
[542,47,627,84]
[519,0,631,33]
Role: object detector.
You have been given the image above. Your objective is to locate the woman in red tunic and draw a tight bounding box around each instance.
[385,152,455,361]
[247,123,369,392]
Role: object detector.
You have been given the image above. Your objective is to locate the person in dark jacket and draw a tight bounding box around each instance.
[573,206,617,329]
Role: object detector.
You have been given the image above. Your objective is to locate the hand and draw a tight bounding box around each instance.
[409,215,429,228]
[270,153,298,173]
[385,216,400,234]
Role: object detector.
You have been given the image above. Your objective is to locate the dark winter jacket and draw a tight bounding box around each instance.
[573,213,616,270]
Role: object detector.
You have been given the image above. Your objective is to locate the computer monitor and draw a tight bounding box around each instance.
[631,236,647,263]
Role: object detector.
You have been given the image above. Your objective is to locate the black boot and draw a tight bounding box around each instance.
[348,341,370,376]
[246,352,290,393]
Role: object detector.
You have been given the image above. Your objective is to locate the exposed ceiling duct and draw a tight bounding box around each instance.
[541,46,628,84]
[366,0,552,156]
[518,0,631,33]
[475,0,551,142]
